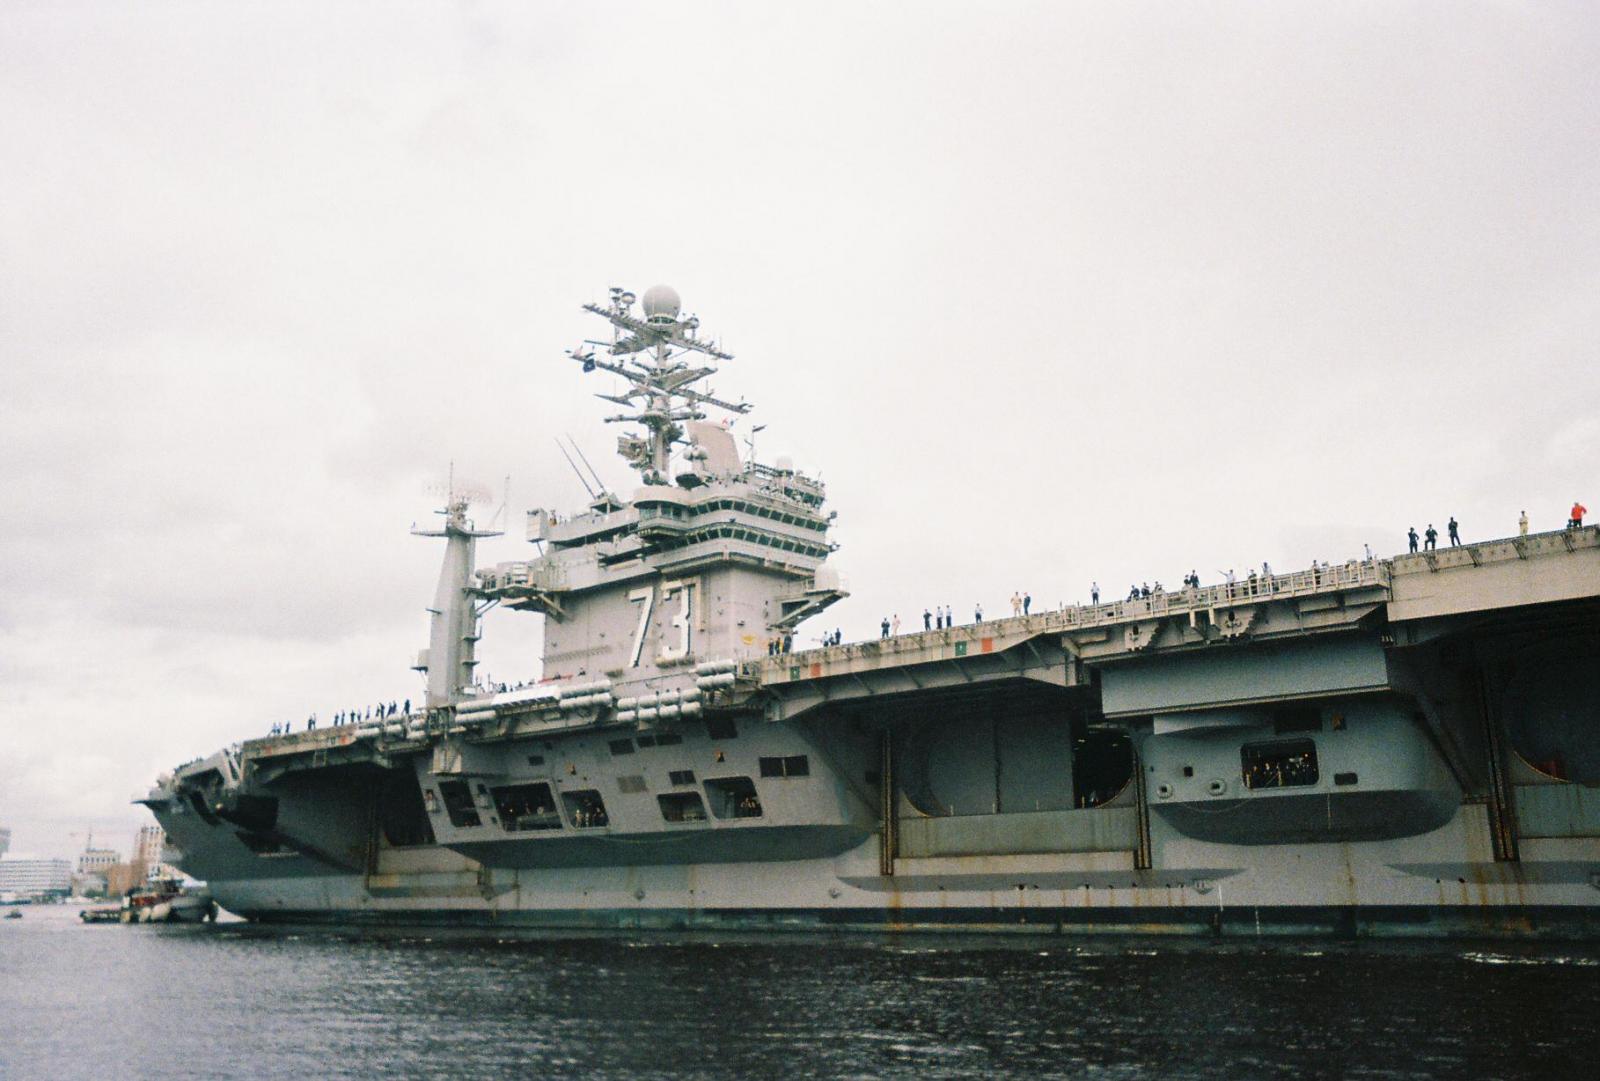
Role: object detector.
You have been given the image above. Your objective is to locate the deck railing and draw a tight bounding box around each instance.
[763,558,1390,673]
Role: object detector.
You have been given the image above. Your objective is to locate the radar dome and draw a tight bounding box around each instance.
[641,284,682,325]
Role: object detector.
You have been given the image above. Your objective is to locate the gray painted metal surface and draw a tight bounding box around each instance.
[143,288,1600,938]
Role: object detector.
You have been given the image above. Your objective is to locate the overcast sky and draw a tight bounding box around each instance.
[2,2,1596,861]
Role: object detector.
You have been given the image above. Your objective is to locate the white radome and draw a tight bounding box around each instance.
[641,284,682,324]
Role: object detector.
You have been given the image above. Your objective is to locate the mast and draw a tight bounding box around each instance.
[413,494,502,708]
[568,284,750,485]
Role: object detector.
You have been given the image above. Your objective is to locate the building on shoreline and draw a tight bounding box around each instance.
[134,825,168,869]
[73,838,122,897]
[0,856,73,901]
[76,844,120,876]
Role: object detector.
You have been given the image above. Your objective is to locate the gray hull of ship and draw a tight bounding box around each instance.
[148,530,1600,940]
[156,798,1600,939]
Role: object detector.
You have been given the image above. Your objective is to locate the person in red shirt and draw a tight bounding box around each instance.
[1570,501,1588,528]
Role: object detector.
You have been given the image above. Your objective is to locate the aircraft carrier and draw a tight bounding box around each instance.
[144,286,1600,938]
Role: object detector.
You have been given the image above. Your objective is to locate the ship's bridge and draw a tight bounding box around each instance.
[477,466,841,621]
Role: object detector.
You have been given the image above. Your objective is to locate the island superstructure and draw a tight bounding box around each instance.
[143,287,1600,938]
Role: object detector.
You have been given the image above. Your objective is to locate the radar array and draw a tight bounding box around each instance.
[567,285,751,485]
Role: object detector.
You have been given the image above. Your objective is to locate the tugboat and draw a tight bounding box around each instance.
[121,876,216,924]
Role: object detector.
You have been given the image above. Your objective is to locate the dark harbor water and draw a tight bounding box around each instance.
[2,905,1595,1081]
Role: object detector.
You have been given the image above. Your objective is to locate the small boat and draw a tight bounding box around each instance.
[3,910,21,920]
[79,907,122,924]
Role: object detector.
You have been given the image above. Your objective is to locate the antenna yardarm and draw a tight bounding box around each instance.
[566,285,751,485]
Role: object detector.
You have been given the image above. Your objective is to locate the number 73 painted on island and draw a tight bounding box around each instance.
[627,579,696,667]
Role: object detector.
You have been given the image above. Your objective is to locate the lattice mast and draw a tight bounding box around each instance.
[568,285,750,484]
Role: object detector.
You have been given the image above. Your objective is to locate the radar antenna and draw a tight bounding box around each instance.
[418,463,500,538]
[568,284,752,485]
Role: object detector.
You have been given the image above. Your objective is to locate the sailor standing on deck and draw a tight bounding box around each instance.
[1448,517,1461,546]
[923,609,932,631]
[1408,527,1419,553]
[1425,524,1438,550]
[880,617,890,639]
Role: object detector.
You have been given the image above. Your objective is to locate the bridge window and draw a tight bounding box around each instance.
[705,776,762,819]
[608,738,635,755]
[436,780,482,828]
[1241,740,1319,790]
[669,769,696,786]
[706,717,738,740]
[561,789,609,828]
[759,755,810,778]
[491,783,562,832]
[655,732,684,746]
[658,791,708,823]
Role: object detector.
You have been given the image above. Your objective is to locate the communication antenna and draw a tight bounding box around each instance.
[744,423,767,464]
[424,463,493,511]
[566,436,608,496]
[568,284,751,485]
[555,439,597,499]
[489,474,510,530]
